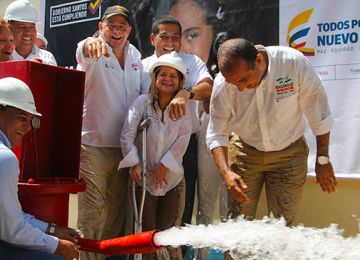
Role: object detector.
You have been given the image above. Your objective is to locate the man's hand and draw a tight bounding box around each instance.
[315,162,337,193]
[223,171,250,204]
[169,89,189,120]
[31,58,43,63]
[83,36,110,60]
[53,226,80,244]
[315,133,336,193]
[55,239,80,260]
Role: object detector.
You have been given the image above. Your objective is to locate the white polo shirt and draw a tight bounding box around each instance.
[76,40,142,147]
[141,51,212,134]
[12,45,57,66]
[207,46,334,152]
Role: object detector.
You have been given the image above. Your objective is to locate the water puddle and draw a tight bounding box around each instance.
[154,217,360,259]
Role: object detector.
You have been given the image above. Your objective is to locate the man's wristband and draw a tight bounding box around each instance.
[48,223,57,235]
[185,88,195,99]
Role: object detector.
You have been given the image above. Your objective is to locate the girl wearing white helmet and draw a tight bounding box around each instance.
[119,51,191,260]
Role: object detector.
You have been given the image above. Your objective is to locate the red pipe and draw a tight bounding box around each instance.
[77,230,163,256]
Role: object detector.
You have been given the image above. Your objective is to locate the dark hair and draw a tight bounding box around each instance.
[217,38,258,73]
[151,15,182,35]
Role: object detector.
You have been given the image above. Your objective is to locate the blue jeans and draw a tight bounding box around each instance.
[0,239,62,260]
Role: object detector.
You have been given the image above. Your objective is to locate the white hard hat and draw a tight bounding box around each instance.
[4,0,38,23]
[36,32,48,48]
[149,51,187,79]
[0,77,41,116]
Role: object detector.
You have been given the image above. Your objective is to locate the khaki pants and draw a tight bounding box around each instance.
[136,178,185,260]
[228,134,308,226]
[78,145,130,260]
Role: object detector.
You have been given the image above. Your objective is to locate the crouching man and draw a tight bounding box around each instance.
[0,77,79,260]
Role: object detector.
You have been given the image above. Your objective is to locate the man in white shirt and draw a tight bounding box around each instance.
[0,77,79,260]
[75,5,142,260]
[3,0,57,65]
[207,38,337,229]
[141,15,213,239]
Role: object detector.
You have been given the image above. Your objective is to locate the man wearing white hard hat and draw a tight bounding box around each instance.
[3,0,57,65]
[0,77,79,259]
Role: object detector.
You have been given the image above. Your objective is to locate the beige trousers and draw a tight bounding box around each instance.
[77,145,130,260]
[228,134,308,226]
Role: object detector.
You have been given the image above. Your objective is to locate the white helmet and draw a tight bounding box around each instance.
[36,32,48,48]
[0,77,41,116]
[4,0,38,23]
[149,51,187,79]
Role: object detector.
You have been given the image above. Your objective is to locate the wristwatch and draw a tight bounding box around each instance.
[48,223,57,235]
[317,155,330,165]
[185,88,195,99]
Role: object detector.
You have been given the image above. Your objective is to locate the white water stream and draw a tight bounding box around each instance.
[154,217,360,259]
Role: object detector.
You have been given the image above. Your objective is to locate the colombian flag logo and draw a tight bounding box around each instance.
[287,9,315,56]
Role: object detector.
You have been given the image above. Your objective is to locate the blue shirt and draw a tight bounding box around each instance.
[0,130,58,253]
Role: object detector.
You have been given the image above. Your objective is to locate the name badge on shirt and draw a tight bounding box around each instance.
[105,61,115,70]
[275,75,295,101]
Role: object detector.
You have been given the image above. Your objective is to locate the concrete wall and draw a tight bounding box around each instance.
[256,176,360,237]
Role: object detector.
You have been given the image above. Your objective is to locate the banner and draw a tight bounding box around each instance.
[43,0,279,67]
[280,0,360,176]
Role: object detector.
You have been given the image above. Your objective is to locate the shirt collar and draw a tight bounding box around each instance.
[0,130,11,148]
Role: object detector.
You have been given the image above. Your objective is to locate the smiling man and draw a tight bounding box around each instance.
[3,0,57,65]
[0,77,79,260]
[75,5,142,260]
[207,38,336,231]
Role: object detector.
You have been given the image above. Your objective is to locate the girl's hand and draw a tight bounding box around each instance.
[149,164,168,189]
[130,164,142,183]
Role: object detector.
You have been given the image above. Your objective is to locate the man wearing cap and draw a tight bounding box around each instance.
[75,5,142,259]
[4,0,57,65]
[0,19,14,62]
[0,77,79,259]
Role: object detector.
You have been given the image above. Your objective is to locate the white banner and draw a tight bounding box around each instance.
[280,0,360,177]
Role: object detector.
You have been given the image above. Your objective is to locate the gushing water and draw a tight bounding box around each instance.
[154,217,360,259]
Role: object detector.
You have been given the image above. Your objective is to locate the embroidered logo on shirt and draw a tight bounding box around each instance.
[275,75,295,100]
[132,63,139,71]
[104,62,115,70]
